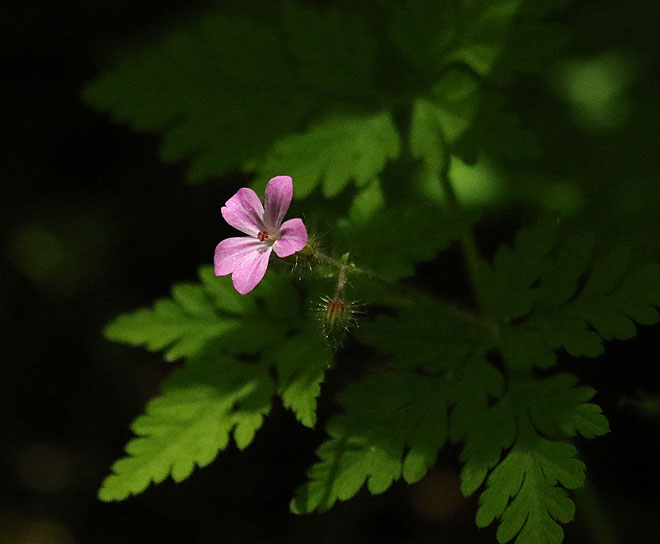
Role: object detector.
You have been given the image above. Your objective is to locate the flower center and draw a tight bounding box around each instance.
[257,230,270,242]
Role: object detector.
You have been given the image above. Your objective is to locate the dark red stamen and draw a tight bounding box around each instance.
[257,230,269,242]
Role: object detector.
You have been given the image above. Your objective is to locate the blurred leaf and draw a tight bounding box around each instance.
[247,110,400,198]
[84,12,320,181]
[279,0,377,94]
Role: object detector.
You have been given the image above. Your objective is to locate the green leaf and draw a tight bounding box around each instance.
[279,0,377,94]
[356,300,485,373]
[520,374,610,439]
[482,219,557,322]
[465,375,609,543]
[449,355,512,496]
[268,328,332,428]
[476,427,583,544]
[101,267,334,500]
[104,268,293,361]
[410,69,481,180]
[84,12,316,181]
[104,275,240,361]
[445,0,523,77]
[484,222,660,362]
[98,354,275,501]
[248,110,400,198]
[290,372,449,513]
[531,245,660,357]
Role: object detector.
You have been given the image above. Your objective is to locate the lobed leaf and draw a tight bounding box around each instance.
[485,222,660,363]
[268,328,332,428]
[291,373,449,513]
[104,268,291,360]
[247,110,400,198]
[102,268,332,498]
[99,355,275,501]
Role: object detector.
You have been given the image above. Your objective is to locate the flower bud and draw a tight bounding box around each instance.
[317,296,361,347]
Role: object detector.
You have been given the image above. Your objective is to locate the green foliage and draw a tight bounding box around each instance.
[248,110,400,198]
[99,354,274,501]
[89,1,660,543]
[483,222,660,362]
[474,375,609,544]
[296,222,660,543]
[105,267,289,360]
[84,12,316,181]
[84,0,545,198]
[101,268,331,500]
[290,372,450,513]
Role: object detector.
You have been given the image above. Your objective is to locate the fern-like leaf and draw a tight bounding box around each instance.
[290,372,449,513]
[470,375,609,544]
[484,222,660,364]
[102,268,331,498]
[247,110,400,198]
[99,355,274,501]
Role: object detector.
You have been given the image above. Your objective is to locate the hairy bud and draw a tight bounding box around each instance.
[316,296,361,347]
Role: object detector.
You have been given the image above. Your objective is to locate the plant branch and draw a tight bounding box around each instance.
[438,150,489,313]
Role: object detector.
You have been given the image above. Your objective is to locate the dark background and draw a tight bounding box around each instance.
[2,1,660,543]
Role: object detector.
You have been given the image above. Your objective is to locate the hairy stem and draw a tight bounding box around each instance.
[310,250,491,335]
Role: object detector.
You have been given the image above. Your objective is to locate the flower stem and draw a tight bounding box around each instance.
[310,250,490,334]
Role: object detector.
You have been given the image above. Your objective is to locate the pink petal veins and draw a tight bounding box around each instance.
[221,187,265,237]
[231,244,273,295]
[273,218,308,258]
[214,237,265,276]
[263,175,293,231]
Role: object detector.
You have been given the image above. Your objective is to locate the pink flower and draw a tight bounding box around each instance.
[214,175,307,294]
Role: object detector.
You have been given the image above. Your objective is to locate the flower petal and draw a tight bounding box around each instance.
[273,218,308,258]
[214,236,264,276]
[221,188,265,237]
[231,244,273,295]
[263,175,293,231]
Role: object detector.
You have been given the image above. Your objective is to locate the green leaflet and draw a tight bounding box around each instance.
[266,328,332,429]
[410,68,481,189]
[290,372,450,514]
[476,426,583,544]
[484,221,660,364]
[449,355,511,497]
[468,374,608,544]
[84,0,537,192]
[247,110,400,198]
[99,354,274,501]
[101,268,331,498]
[84,12,315,182]
[356,300,486,373]
[104,268,291,361]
